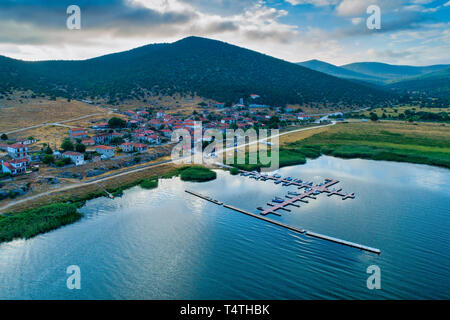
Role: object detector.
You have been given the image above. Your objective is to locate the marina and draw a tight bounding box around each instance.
[236,169,356,216]
[185,189,381,255]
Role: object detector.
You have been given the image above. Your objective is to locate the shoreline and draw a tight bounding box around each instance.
[1,153,449,245]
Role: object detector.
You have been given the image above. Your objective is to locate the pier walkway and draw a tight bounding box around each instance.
[185,190,380,254]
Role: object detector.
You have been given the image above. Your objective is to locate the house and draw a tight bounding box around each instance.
[2,158,29,175]
[297,115,310,121]
[19,138,37,145]
[7,143,29,159]
[93,133,113,145]
[63,151,84,166]
[149,119,164,129]
[143,134,161,144]
[133,143,148,153]
[160,129,172,138]
[120,142,134,153]
[96,145,115,158]
[156,112,165,119]
[221,117,236,124]
[69,128,88,140]
[82,139,95,146]
[92,122,109,130]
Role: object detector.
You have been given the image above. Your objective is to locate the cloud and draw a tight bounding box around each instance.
[285,0,338,6]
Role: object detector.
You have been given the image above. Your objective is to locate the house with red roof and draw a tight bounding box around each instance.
[82,139,95,146]
[2,158,29,175]
[95,145,115,158]
[133,143,149,153]
[160,129,172,138]
[7,143,29,160]
[120,142,134,153]
[63,151,84,166]
[69,128,88,140]
[93,133,113,145]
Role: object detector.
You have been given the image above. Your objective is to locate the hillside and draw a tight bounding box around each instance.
[0,37,394,108]
[340,62,449,82]
[388,67,450,98]
[297,60,384,84]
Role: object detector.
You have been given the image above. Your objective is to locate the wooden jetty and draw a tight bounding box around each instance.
[185,190,381,255]
[184,190,223,205]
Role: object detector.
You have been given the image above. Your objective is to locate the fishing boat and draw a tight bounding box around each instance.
[272,198,284,203]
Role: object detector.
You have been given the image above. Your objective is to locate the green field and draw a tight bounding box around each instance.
[228,121,450,170]
[285,121,450,168]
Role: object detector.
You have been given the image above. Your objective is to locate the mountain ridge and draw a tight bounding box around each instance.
[0,36,395,108]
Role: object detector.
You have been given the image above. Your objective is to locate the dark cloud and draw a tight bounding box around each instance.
[336,11,436,37]
[178,0,258,16]
[0,0,196,44]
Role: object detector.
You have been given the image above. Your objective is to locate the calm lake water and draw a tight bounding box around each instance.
[0,156,449,299]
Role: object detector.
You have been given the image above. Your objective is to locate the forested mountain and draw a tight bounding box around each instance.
[340,62,449,82]
[297,60,384,84]
[0,37,394,108]
[298,59,450,101]
[388,67,450,98]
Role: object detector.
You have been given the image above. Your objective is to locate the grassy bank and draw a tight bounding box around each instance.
[0,164,216,244]
[0,203,82,243]
[228,121,450,171]
[284,121,450,169]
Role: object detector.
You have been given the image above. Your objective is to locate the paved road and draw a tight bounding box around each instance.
[0,122,335,213]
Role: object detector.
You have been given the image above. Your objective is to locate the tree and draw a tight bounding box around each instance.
[108,117,126,128]
[44,146,53,154]
[370,112,379,122]
[75,143,86,153]
[43,154,54,164]
[61,138,74,151]
[0,133,7,141]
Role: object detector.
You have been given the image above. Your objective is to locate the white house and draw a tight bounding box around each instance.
[120,142,134,153]
[133,143,148,153]
[63,151,84,166]
[96,145,115,159]
[7,143,29,160]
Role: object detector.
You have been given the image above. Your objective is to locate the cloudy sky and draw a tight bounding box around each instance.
[0,0,448,65]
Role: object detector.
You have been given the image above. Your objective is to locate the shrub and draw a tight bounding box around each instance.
[140,179,158,190]
[180,166,217,182]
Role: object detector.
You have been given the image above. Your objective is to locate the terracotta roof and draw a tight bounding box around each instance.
[96,145,114,150]
[63,151,83,156]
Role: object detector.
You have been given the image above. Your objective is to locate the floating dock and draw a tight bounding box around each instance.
[235,170,356,217]
[185,190,380,255]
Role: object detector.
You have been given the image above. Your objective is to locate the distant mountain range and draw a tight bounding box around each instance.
[0,37,394,108]
[297,60,450,97]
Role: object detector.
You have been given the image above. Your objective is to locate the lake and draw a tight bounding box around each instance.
[0,156,449,299]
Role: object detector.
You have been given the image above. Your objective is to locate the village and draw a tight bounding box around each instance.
[0,95,320,201]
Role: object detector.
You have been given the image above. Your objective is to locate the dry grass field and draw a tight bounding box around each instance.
[0,96,110,133]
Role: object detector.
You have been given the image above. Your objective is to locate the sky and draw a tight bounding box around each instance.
[0,0,448,65]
